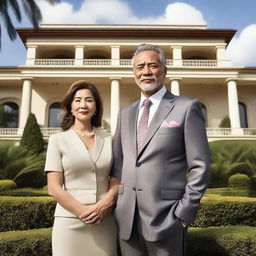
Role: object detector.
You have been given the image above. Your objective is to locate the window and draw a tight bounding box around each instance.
[201,104,208,127]
[1,102,19,128]
[239,102,248,128]
[48,102,61,127]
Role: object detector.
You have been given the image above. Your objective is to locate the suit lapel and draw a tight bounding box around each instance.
[128,100,140,157]
[69,128,95,168]
[137,91,175,158]
[92,130,104,163]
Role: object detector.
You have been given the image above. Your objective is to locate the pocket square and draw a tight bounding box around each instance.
[160,120,180,128]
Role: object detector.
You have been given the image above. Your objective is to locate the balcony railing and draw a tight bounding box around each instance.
[206,128,256,136]
[120,59,132,66]
[0,128,19,136]
[83,59,112,66]
[34,59,75,66]
[1,128,256,138]
[33,58,219,67]
[206,128,232,136]
[166,59,173,66]
[183,60,217,67]
[40,127,62,136]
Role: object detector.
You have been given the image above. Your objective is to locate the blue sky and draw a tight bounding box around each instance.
[0,0,256,66]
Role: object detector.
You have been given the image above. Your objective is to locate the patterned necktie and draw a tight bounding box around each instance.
[137,99,152,153]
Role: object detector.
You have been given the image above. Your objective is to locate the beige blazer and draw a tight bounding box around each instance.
[45,128,113,217]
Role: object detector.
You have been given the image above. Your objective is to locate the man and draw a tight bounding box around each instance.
[111,44,211,256]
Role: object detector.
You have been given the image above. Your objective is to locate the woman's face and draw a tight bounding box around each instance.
[71,89,96,125]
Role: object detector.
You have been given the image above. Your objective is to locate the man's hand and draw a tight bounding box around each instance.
[180,220,188,228]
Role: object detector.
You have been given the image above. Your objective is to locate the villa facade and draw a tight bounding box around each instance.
[0,24,256,141]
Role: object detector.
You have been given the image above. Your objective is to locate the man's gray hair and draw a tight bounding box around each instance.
[132,44,166,67]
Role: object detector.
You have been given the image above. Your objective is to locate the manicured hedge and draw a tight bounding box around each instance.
[187,226,256,256]
[194,195,256,227]
[206,187,256,197]
[1,195,256,232]
[0,187,49,197]
[0,180,16,191]
[0,196,55,232]
[0,228,51,256]
[0,226,255,256]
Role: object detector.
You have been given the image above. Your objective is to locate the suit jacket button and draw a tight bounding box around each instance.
[133,187,136,191]
[136,162,141,167]
[90,168,95,173]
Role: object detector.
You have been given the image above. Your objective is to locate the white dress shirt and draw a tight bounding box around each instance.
[137,86,167,128]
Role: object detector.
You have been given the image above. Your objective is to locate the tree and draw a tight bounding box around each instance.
[0,0,59,48]
[219,116,231,128]
[20,113,45,155]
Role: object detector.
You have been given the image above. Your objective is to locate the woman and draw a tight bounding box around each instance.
[45,80,119,256]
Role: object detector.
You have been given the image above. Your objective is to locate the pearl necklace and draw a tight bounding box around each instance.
[72,127,95,139]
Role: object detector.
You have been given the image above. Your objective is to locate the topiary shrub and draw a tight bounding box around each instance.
[20,113,45,155]
[228,174,251,188]
[0,228,52,256]
[187,226,256,256]
[0,180,16,191]
[0,196,55,232]
[102,119,110,131]
[219,116,231,128]
[194,196,256,227]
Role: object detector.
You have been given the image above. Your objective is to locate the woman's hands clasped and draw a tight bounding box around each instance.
[79,197,114,227]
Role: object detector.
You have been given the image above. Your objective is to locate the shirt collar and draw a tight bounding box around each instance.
[139,86,167,109]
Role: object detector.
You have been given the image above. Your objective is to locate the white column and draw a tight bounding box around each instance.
[26,46,37,65]
[216,46,231,66]
[169,79,181,96]
[111,46,120,66]
[75,46,84,65]
[172,46,182,66]
[227,80,242,134]
[19,79,32,132]
[110,79,120,134]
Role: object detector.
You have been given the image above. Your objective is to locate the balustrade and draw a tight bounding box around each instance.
[34,59,75,66]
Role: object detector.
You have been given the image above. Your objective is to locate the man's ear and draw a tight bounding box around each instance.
[164,66,167,75]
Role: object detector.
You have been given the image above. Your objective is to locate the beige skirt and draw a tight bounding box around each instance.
[52,215,117,256]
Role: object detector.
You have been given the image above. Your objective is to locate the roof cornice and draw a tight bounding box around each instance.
[17,25,237,45]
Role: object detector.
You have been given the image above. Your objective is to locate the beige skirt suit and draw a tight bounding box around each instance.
[44,128,117,256]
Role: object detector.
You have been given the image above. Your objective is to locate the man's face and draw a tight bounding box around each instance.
[133,50,167,95]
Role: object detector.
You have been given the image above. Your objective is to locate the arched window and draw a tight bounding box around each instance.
[239,102,248,128]
[48,102,61,127]
[201,103,208,127]
[1,102,19,128]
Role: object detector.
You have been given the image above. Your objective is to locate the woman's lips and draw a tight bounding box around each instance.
[79,111,89,114]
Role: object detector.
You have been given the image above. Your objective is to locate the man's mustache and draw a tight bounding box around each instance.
[140,75,157,82]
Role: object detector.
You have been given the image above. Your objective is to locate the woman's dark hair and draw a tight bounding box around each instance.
[61,80,103,130]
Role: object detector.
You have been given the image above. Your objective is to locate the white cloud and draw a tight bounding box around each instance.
[37,0,206,25]
[227,24,256,66]
[161,2,206,25]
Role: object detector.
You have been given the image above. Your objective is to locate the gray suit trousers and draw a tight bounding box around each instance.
[120,203,187,256]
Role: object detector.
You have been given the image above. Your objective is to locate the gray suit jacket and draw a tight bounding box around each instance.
[111,90,211,241]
